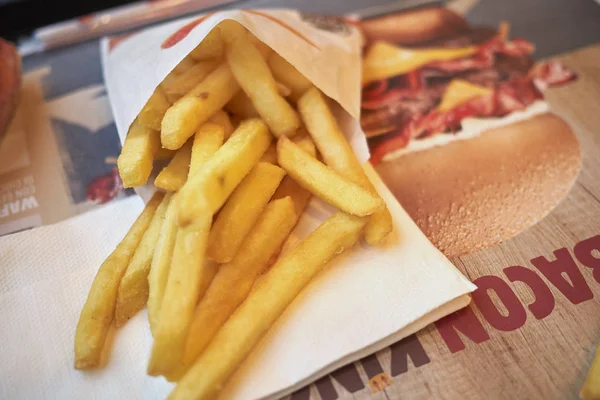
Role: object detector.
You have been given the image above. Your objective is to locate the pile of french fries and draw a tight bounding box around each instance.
[74,20,392,400]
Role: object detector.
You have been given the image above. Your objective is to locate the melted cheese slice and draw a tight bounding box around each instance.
[437,79,493,112]
[362,41,477,84]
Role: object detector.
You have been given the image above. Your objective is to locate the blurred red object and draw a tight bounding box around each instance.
[0,38,21,142]
[86,167,124,204]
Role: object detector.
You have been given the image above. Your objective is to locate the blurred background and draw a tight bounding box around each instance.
[0,0,599,236]
[0,0,140,42]
[1,0,600,58]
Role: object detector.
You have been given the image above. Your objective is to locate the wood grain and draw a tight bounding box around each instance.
[292,44,600,400]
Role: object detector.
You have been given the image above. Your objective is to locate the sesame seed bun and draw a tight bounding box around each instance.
[374,113,581,257]
[359,6,469,46]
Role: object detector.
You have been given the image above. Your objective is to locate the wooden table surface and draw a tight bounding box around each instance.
[288,43,600,400]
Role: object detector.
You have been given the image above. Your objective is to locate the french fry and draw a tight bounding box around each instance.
[219,19,272,59]
[226,32,300,137]
[74,192,164,369]
[168,197,297,380]
[273,132,315,214]
[138,88,171,131]
[169,212,367,400]
[275,81,292,98]
[298,88,393,244]
[207,162,286,263]
[277,137,384,217]
[260,143,278,164]
[224,91,259,119]
[208,110,234,139]
[155,147,175,161]
[581,346,600,399]
[291,129,317,156]
[268,52,313,102]
[189,28,224,61]
[115,193,172,327]
[219,19,248,44]
[117,120,160,188]
[172,55,196,74]
[274,132,316,215]
[161,62,240,150]
[147,196,179,335]
[252,37,272,59]
[160,71,179,93]
[273,175,312,219]
[163,60,221,103]
[154,140,192,191]
[220,21,270,59]
[148,214,215,376]
[269,136,316,263]
[190,122,225,177]
[177,118,272,226]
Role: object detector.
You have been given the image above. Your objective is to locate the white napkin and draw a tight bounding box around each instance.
[0,164,474,400]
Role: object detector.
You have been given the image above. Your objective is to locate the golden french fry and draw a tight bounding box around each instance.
[224,91,259,119]
[170,212,366,400]
[208,110,234,139]
[138,88,172,131]
[581,346,600,399]
[219,20,248,44]
[172,55,196,74]
[155,147,175,161]
[161,55,195,91]
[154,140,193,191]
[218,20,270,58]
[163,60,221,103]
[117,120,160,188]
[189,28,224,61]
[273,132,316,214]
[268,135,316,264]
[226,32,300,137]
[275,81,292,97]
[177,118,272,226]
[260,143,278,164]
[167,197,297,381]
[161,62,240,150]
[207,162,286,263]
[268,52,313,102]
[161,71,179,93]
[291,129,317,156]
[251,36,272,59]
[74,192,164,369]
[268,134,316,265]
[190,122,225,177]
[277,137,383,217]
[115,193,172,327]
[273,175,312,220]
[298,87,393,244]
[148,214,215,376]
[147,196,179,335]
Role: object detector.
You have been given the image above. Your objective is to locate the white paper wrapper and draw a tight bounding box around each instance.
[101,9,368,162]
[98,9,476,399]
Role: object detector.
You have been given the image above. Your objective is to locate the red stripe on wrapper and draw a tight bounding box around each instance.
[161,13,214,49]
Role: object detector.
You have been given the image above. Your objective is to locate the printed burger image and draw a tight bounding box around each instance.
[359,6,581,258]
